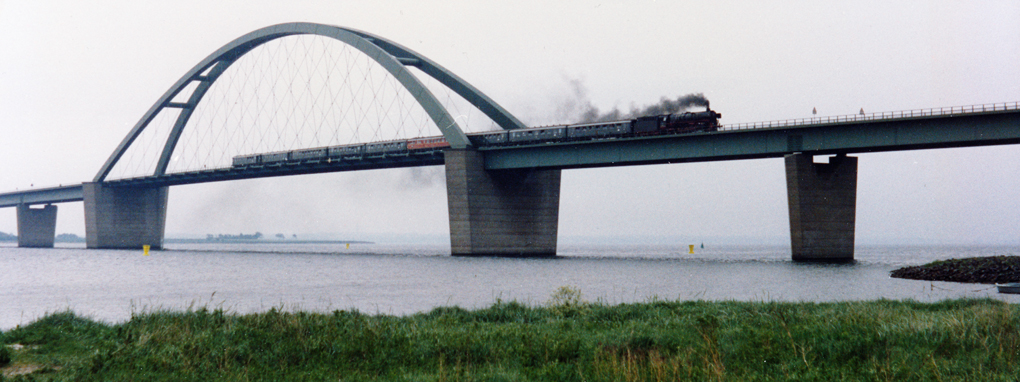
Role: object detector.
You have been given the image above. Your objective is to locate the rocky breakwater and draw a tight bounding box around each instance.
[891,255,1020,284]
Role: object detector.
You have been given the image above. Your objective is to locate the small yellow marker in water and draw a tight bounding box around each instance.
[346,243,350,249]
[143,245,150,256]
[689,244,694,254]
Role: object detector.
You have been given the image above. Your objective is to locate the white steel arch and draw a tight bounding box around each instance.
[94,22,525,182]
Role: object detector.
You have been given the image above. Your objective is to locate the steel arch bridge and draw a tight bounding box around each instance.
[95,22,526,184]
[2,22,1018,260]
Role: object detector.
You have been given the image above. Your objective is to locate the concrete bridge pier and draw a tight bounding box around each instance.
[445,149,560,257]
[16,204,57,248]
[785,153,858,262]
[83,182,168,249]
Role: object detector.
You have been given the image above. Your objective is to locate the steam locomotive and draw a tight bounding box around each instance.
[232,106,721,167]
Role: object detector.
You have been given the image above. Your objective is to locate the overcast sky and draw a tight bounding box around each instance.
[1,1,1018,245]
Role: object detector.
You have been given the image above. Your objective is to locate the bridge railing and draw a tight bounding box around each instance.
[719,101,1020,131]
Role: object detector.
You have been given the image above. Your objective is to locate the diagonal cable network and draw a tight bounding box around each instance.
[131,34,496,177]
[106,108,180,179]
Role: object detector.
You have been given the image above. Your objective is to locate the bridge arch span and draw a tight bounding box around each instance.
[94,22,525,182]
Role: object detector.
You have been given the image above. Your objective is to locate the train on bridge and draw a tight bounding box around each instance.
[232,107,721,167]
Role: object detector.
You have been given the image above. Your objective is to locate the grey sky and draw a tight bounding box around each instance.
[1,1,1018,244]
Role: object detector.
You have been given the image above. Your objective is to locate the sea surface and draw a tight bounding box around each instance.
[2,242,1018,330]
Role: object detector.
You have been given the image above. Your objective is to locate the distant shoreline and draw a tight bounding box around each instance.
[164,239,374,245]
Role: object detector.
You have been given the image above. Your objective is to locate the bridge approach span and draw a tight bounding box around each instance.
[485,104,1020,170]
[0,185,83,208]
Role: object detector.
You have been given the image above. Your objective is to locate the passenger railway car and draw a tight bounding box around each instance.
[468,131,508,146]
[260,152,289,164]
[407,137,450,150]
[567,121,631,139]
[509,126,566,143]
[364,141,408,154]
[328,144,363,157]
[290,147,327,161]
[232,154,260,167]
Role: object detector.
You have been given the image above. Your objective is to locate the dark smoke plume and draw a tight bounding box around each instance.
[579,93,710,123]
[561,79,709,124]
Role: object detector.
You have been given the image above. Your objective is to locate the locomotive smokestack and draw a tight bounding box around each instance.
[706,101,710,111]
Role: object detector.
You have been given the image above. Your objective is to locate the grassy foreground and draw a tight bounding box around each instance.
[2,292,1018,381]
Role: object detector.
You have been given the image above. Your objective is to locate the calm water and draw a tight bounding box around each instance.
[2,242,1018,330]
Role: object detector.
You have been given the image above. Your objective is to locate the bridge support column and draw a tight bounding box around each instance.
[445,149,560,257]
[785,153,857,262]
[16,204,57,248]
[83,183,168,249]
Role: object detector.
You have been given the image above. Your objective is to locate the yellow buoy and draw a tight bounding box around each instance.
[143,245,150,256]
[688,244,694,254]
[346,243,350,249]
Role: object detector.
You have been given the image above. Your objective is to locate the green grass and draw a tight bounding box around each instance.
[2,293,1019,381]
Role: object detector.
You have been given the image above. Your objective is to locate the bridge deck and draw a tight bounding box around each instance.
[484,107,1020,170]
[1,103,1017,206]
[0,185,84,208]
[102,150,446,188]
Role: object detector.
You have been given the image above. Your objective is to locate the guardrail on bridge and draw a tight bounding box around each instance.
[720,101,1020,131]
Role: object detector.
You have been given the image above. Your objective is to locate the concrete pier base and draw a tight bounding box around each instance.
[83,183,168,249]
[445,149,560,257]
[17,204,57,248]
[785,153,857,262]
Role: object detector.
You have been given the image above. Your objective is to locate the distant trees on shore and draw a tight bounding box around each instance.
[206,232,264,241]
[0,231,84,242]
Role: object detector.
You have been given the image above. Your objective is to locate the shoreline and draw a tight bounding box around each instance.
[164,239,374,245]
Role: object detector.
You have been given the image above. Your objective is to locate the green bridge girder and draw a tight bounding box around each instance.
[0,185,84,208]
[482,109,1020,170]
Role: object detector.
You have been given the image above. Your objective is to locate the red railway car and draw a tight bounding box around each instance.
[407,137,450,150]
